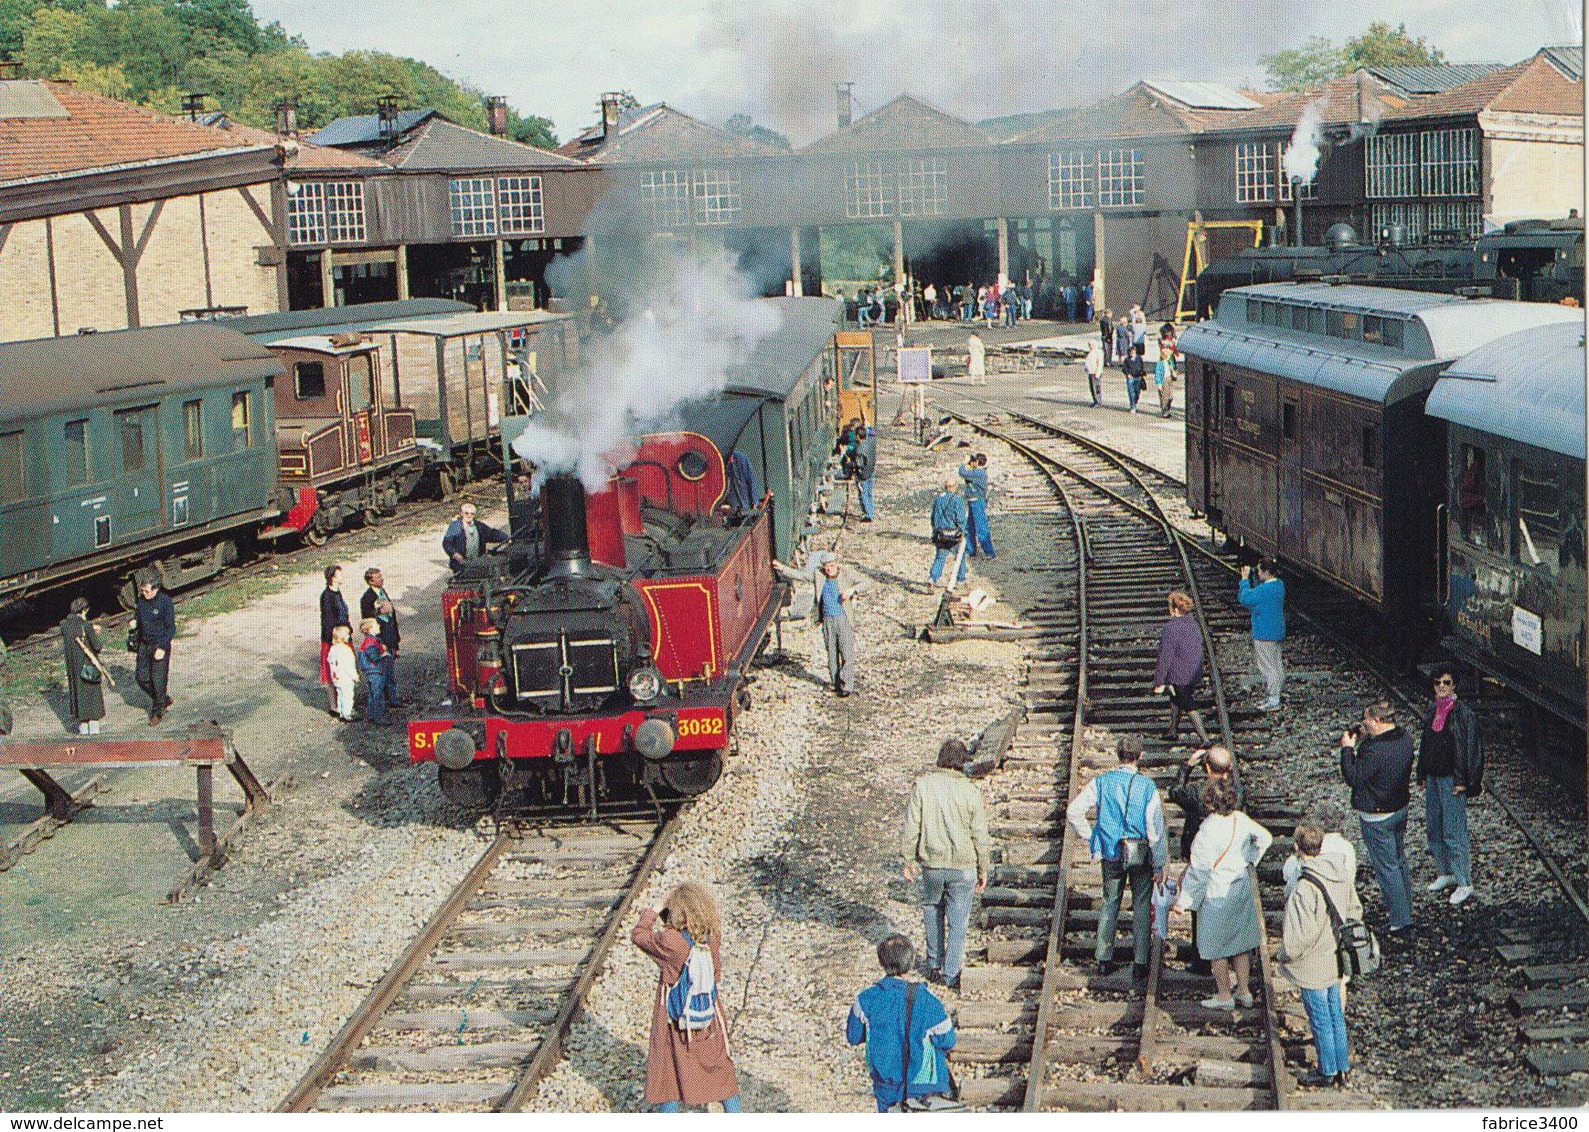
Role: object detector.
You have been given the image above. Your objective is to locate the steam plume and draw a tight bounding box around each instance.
[1283,100,1326,187]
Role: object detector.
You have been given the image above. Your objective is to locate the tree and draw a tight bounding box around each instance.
[1259,36,1345,92]
[508,111,557,150]
[1341,21,1446,70]
[723,113,790,151]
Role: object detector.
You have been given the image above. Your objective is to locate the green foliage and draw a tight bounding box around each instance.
[819,225,893,289]
[4,0,559,147]
[723,112,790,151]
[1261,22,1446,92]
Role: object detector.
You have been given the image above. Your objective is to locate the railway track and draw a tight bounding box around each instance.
[938,409,1320,1111]
[280,812,681,1112]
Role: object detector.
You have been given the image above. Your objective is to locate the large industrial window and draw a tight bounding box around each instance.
[323,182,366,242]
[1370,202,1427,242]
[1276,141,1318,201]
[287,181,367,245]
[496,176,544,234]
[1421,128,1479,197]
[449,177,498,237]
[1096,149,1144,207]
[1425,200,1482,239]
[294,361,326,400]
[64,418,91,485]
[231,392,253,448]
[844,161,894,219]
[1365,134,1417,198]
[898,159,946,217]
[1047,151,1092,210]
[641,170,691,228]
[118,410,148,474]
[1512,459,1561,575]
[0,430,24,503]
[182,400,204,461]
[1457,444,1491,549]
[1235,143,1276,204]
[693,169,741,224]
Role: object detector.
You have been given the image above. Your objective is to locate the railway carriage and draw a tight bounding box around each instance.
[1425,320,1587,729]
[1181,283,1579,646]
[408,297,849,813]
[0,325,281,610]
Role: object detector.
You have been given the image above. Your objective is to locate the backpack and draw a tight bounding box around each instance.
[1300,871,1381,979]
[664,931,718,1032]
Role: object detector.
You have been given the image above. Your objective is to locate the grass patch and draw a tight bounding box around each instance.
[0,654,62,700]
[174,567,298,625]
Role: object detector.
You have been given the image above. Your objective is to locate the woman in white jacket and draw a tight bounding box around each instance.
[1173,778,1274,1009]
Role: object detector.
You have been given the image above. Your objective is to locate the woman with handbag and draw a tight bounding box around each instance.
[1278,824,1363,1089]
[1173,779,1273,1009]
[60,596,105,735]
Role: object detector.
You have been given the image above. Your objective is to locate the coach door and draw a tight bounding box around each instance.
[1277,390,1304,558]
[345,350,383,463]
[114,405,162,538]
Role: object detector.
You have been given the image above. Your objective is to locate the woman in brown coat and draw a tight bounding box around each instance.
[631,882,742,1112]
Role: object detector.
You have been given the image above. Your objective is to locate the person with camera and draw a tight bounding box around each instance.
[928,476,969,587]
[131,572,175,726]
[852,424,877,522]
[1065,736,1166,992]
[60,596,106,736]
[1340,700,1416,937]
[1418,668,1482,907]
[1278,824,1363,1089]
[1238,558,1286,712]
[959,454,995,560]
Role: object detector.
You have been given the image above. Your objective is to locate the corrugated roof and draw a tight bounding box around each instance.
[801,94,991,153]
[1540,45,1584,82]
[1141,79,1260,110]
[370,310,571,336]
[223,299,472,341]
[1383,54,1583,120]
[723,297,842,398]
[0,324,283,426]
[308,109,440,148]
[1426,318,1586,458]
[1365,63,1506,94]
[381,118,585,171]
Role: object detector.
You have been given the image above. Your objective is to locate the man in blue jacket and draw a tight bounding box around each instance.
[852,425,877,522]
[928,477,968,586]
[846,935,958,1112]
[1238,558,1286,712]
[442,503,508,575]
[959,454,995,559]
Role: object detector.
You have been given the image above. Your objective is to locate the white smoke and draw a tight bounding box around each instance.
[1283,100,1326,187]
[1346,98,1384,144]
[511,251,784,492]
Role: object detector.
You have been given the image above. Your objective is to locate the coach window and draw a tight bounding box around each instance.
[1282,401,1297,441]
[0,431,23,503]
[231,392,253,448]
[1222,383,1236,424]
[294,361,326,400]
[346,354,374,413]
[1457,444,1489,548]
[1362,315,1384,345]
[64,418,91,485]
[1511,459,1561,577]
[183,400,204,461]
[1382,318,1404,350]
[119,410,148,474]
[1360,425,1377,470]
[1325,309,1345,338]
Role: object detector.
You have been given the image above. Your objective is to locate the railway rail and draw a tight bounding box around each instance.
[938,408,1314,1111]
[279,812,681,1112]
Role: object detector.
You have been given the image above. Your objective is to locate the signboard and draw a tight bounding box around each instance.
[898,346,933,384]
[1511,605,1543,655]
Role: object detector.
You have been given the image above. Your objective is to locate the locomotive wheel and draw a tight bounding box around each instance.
[117,577,138,611]
[301,526,327,547]
[659,750,724,797]
[436,467,457,501]
[361,506,385,528]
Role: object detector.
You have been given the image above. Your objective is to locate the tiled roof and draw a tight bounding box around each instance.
[801,94,992,153]
[1382,54,1583,120]
[309,109,440,148]
[381,118,584,171]
[1011,83,1250,143]
[0,80,275,184]
[557,103,779,164]
[1365,63,1506,94]
[1201,73,1408,133]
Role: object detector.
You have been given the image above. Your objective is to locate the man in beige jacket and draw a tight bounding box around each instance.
[901,739,991,991]
[1278,824,1363,1090]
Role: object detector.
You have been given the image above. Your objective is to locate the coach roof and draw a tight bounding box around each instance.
[722,297,843,399]
[1426,318,1587,459]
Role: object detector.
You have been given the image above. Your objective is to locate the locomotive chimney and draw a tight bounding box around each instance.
[542,473,592,578]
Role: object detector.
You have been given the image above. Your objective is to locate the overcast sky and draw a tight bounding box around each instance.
[251,0,1584,145]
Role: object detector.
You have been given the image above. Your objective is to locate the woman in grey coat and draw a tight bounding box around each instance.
[60,597,105,735]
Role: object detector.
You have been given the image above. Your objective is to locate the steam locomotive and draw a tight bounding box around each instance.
[406,297,872,813]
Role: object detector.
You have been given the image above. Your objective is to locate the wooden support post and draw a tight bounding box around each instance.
[790,227,803,296]
[20,768,78,820]
[1093,210,1107,314]
[996,217,1010,285]
[196,764,216,859]
[492,239,508,312]
[892,219,904,282]
[395,243,410,300]
[319,248,335,309]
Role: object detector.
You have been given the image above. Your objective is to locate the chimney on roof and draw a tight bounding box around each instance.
[274,99,298,141]
[836,81,854,128]
[377,94,399,139]
[599,92,623,140]
[487,95,508,137]
[182,92,207,122]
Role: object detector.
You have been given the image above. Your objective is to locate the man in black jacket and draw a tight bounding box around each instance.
[1417,668,1484,907]
[132,572,176,726]
[1340,700,1416,934]
[360,567,401,711]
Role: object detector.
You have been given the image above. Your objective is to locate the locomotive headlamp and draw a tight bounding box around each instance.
[433,728,478,770]
[628,665,663,704]
[634,718,675,761]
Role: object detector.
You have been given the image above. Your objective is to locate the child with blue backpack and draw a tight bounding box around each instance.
[632,882,743,1112]
[846,934,960,1111]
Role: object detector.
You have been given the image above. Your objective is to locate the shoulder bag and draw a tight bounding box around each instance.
[1117,774,1151,869]
[1300,870,1381,979]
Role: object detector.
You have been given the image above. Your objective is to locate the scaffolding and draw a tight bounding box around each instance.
[1176,218,1265,321]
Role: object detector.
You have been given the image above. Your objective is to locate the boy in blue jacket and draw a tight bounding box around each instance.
[846,934,958,1112]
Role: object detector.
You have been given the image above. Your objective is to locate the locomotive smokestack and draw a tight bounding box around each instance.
[542,473,592,578]
[1293,180,1303,248]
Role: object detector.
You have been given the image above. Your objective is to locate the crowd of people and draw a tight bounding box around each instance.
[850,276,1099,330]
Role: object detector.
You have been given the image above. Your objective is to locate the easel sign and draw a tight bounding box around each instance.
[898,346,933,384]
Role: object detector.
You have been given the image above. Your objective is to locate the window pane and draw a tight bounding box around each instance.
[231,392,252,448]
[1457,444,1492,549]
[1235,142,1275,204]
[1097,149,1143,207]
[286,182,327,246]
[1047,151,1093,210]
[0,431,23,503]
[118,410,146,474]
[497,175,544,234]
[898,159,945,217]
[641,170,691,228]
[693,169,741,225]
[183,400,203,461]
[1513,460,1561,574]
[294,361,326,399]
[449,177,498,237]
[844,161,893,219]
[64,418,91,485]
[347,354,373,412]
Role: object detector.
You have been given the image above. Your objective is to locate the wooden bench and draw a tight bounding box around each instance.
[0,722,270,901]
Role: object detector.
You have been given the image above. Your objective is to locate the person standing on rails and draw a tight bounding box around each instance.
[817,557,859,696]
[1083,338,1105,407]
[1279,823,1361,1090]
[851,424,877,522]
[318,565,352,717]
[1340,700,1417,939]
[960,454,995,560]
[132,572,175,726]
[1238,558,1286,711]
[1153,590,1210,744]
[1066,736,1166,992]
[632,883,743,1112]
[360,567,401,711]
[901,738,991,992]
[60,596,105,735]
[928,477,969,587]
[1169,745,1243,975]
[1417,668,1483,907]
[847,934,959,1111]
[443,502,508,575]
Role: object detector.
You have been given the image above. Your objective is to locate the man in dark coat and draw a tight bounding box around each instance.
[1417,667,1484,906]
[852,426,877,523]
[132,573,175,726]
[360,567,401,710]
[1340,700,1417,935]
[442,503,508,574]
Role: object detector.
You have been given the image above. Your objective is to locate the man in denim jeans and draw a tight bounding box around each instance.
[901,739,990,992]
[1340,700,1417,937]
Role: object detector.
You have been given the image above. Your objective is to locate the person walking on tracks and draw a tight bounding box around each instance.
[1278,823,1363,1090]
[1083,338,1105,406]
[1122,348,1146,413]
[1172,779,1273,1009]
[1153,590,1210,745]
[632,882,743,1112]
[901,739,991,992]
[1417,668,1482,907]
[817,557,859,696]
[846,934,959,1111]
[959,454,995,559]
[1066,736,1167,990]
[60,596,105,735]
[318,565,352,717]
[132,572,175,726]
[1168,745,1244,975]
[928,477,969,587]
[1340,700,1416,937]
[1238,558,1286,711]
[966,332,987,385]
